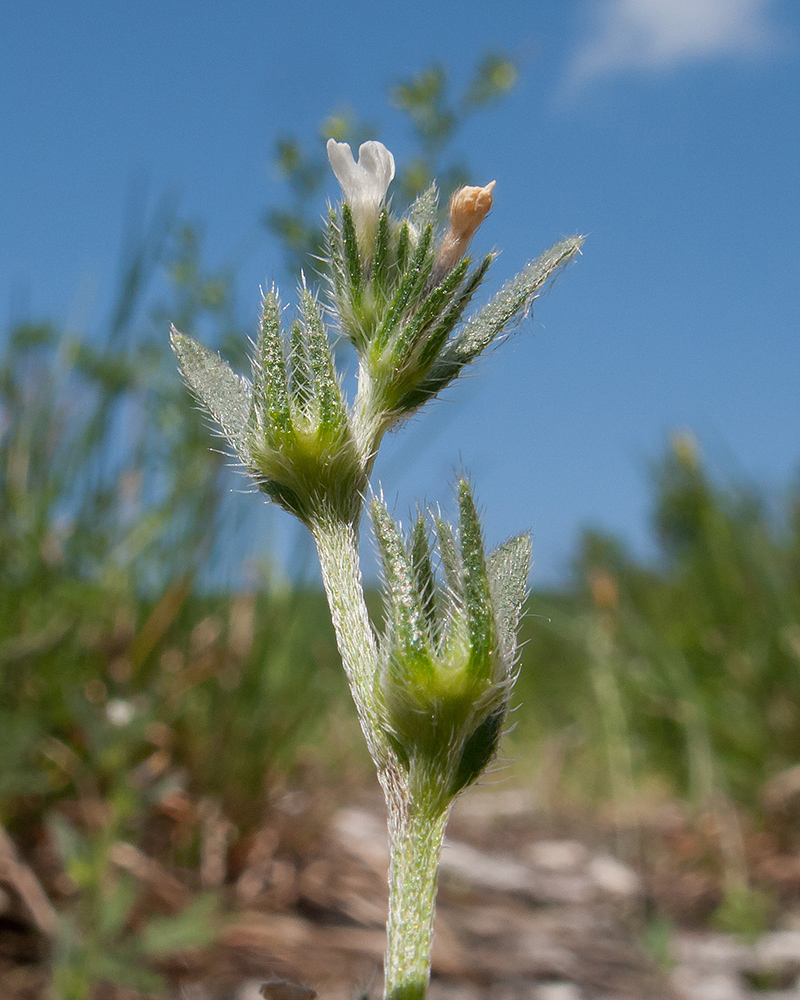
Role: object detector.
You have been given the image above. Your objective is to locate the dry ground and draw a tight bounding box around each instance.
[3,782,800,1000]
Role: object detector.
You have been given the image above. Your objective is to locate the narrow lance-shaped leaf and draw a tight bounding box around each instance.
[288,319,312,415]
[301,290,347,431]
[372,224,434,354]
[434,516,461,600]
[449,709,505,798]
[395,221,410,274]
[391,253,493,415]
[411,515,438,644]
[373,207,391,294]
[434,515,463,653]
[326,207,346,296]
[340,203,362,291]
[252,291,291,438]
[416,254,493,372]
[400,238,580,413]
[372,500,430,672]
[449,236,582,365]
[389,257,471,374]
[408,184,439,235]
[458,480,496,680]
[170,328,253,461]
[487,533,531,666]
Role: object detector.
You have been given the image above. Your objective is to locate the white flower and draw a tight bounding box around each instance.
[326,138,395,249]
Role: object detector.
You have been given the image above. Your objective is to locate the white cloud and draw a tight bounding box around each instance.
[566,0,782,87]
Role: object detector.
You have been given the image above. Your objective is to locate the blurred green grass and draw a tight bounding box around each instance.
[517,431,800,815]
[0,212,360,836]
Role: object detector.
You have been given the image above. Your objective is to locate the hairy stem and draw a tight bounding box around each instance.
[310,513,385,764]
[384,801,448,1000]
[311,512,446,1000]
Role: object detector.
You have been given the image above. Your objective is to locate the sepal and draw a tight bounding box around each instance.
[408,184,439,236]
[170,328,253,463]
[172,295,367,527]
[393,236,583,416]
[372,480,531,809]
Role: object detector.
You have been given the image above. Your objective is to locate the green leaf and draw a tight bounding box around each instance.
[449,236,582,365]
[464,54,518,108]
[392,254,492,413]
[371,500,429,671]
[301,290,346,431]
[341,203,362,289]
[93,948,166,993]
[48,814,85,866]
[396,221,410,273]
[326,207,346,295]
[488,533,531,663]
[417,255,492,367]
[449,709,505,796]
[395,239,580,416]
[408,184,439,234]
[434,517,461,601]
[97,873,138,938]
[372,225,434,355]
[288,319,312,414]
[389,257,470,375]
[411,515,438,643]
[252,291,291,438]
[458,480,496,679]
[373,207,391,294]
[171,328,253,461]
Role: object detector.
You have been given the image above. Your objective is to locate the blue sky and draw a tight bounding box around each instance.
[2,1,799,585]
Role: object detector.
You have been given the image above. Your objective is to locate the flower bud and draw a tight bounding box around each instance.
[435,181,496,277]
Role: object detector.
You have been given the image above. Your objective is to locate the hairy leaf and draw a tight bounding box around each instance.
[488,533,531,664]
[170,328,253,461]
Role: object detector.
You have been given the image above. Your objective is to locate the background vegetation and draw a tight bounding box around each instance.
[2,51,799,997]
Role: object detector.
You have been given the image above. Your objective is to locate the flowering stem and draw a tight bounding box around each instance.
[172,137,579,1000]
[311,511,448,1000]
[383,800,448,1000]
[309,513,384,764]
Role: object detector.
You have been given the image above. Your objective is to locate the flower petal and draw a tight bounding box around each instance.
[326,139,361,198]
[356,140,395,199]
[326,138,395,206]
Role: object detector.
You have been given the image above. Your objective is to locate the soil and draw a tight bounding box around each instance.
[2,783,800,1000]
